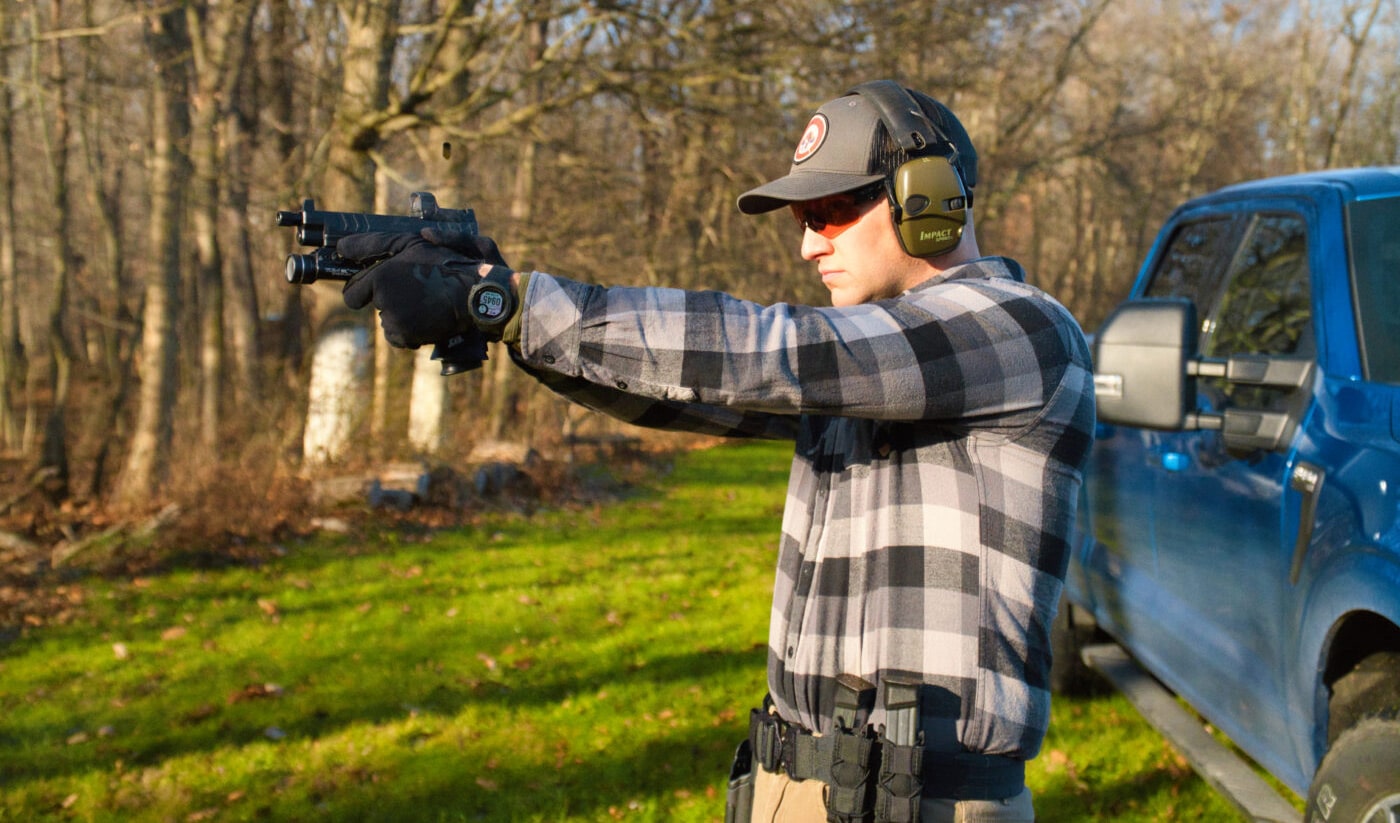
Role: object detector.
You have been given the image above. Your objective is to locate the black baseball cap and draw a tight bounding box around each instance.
[737,86,977,215]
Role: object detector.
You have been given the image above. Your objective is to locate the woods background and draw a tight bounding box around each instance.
[1,0,1397,547]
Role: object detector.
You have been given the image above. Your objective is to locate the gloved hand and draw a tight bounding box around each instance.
[338,231,493,349]
[421,231,521,345]
[419,227,509,268]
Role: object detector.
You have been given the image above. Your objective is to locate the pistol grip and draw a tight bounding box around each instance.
[431,334,488,376]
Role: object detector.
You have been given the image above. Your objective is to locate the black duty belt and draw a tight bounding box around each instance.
[748,708,1025,803]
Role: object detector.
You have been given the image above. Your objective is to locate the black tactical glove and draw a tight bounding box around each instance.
[338,231,484,349]
[418,227,509,268]
[415,229,520,341]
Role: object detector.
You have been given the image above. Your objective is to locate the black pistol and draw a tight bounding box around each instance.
[275,191,487,375]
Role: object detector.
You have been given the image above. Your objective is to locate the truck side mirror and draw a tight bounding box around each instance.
[1092,298,1313,448]
[1093,298,1198,429]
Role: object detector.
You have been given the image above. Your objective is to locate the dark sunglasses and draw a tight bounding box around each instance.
[790,183,887,238]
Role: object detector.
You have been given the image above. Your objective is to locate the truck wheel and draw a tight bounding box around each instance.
[1305,715,1400,823]
[1049,594,1105,696]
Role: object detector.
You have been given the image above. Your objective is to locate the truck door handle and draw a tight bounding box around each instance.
[1288,461,1325,585]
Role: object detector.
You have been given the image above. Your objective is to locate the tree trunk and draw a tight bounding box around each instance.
[223,95,261,408]
[190,112,225,455]
[116,4,190,505]
[485,16,549,442]
[301,0,401,466]
[262,0,306,374]
[32,0,76,499]
[1322,0,1384,167]
[216,4,260,410]
[0,1,19,453]
[187,0,256,453]
[402,7,480,455]
[302,325,368,465]
[368,174,391,455]
[408,347,447,454]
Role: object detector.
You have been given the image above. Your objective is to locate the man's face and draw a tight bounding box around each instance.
[793,186,929,307]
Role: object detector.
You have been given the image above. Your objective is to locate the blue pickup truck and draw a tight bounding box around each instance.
[1055,167,1400,823]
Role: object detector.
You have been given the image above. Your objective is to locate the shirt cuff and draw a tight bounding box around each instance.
[499,272,530,347]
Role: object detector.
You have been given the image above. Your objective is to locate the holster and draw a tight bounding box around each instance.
[725,739,755,823]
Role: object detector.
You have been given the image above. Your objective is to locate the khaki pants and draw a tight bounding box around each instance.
[751,767,1034,823]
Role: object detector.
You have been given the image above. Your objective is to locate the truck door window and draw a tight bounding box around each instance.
[1143,216,1245,324]
[1202,213,1313,410]
[1347,195,1400,385]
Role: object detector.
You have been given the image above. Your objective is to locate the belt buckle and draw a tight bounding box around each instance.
[751,710,784,773]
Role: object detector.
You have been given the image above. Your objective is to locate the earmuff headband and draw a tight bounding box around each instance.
[846,80,969,257]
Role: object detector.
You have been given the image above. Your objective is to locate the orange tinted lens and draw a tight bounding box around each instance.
[791,188,880,238]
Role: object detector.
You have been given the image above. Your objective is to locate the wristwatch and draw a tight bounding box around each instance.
[467,267,517,338]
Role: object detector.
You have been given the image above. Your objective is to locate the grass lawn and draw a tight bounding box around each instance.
[0,440,1248,821]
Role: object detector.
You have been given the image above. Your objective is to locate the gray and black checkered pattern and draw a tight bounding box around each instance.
[514,256,1095,760]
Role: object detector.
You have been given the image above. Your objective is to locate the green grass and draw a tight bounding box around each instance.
[0,440,1247,821]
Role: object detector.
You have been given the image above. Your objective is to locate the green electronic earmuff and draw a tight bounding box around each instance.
[847,80,969,258]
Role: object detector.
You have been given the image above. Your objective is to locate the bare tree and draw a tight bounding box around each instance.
[74,0,139,497]
[1322,0,1387,167]
[186,0,258,453]
[2,0,1400,536]
[28,0,80,500]
[0,0,20,452]
[115,2,191,505]
[211,2,264,415]
[301,0,401,466]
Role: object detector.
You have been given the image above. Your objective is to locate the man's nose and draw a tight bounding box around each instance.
[800,227,832,261]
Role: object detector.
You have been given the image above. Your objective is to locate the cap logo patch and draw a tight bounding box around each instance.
[793,114,828,163]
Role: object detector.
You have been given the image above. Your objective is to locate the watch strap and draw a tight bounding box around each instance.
[499,272,529,347]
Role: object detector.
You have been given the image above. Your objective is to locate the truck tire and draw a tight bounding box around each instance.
[1305,714,1400,823]
[1049,594,1105,696]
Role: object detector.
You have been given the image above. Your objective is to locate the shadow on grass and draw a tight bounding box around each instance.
[1,629,769,784]
[312,709,747,821]
[1034,762,1236,822]
[2,441,794,818]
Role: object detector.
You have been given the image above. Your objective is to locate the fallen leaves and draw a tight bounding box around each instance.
[65,726,114,746]
[0,583,86,630]
[227,682,285,704]
[183,703,218,724]
[1044,748,1091,793]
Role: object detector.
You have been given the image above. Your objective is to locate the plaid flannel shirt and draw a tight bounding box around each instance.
[512,256,1095,760]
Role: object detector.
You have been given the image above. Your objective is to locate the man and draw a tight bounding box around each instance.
[336,81,1096,823]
